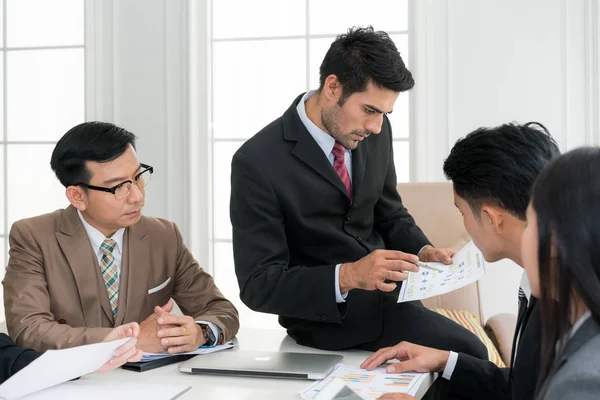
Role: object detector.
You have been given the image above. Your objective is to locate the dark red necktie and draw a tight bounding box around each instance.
[332,141,352,198]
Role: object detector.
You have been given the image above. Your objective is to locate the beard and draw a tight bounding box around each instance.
[321,105,371,150]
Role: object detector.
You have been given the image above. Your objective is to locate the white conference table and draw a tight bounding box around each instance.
[85,327,435,399]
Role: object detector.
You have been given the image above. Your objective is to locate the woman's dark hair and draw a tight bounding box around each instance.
[532,147,600,393]
[50,121,137,188]
[319,26,413,104]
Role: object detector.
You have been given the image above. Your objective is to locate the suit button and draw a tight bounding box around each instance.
[346,213,352,221]
[57,318,67,324]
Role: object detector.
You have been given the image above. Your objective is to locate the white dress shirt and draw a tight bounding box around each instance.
[77,210,124,276]
[569,310,592,338]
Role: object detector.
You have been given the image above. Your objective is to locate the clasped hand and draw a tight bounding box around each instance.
[136,298,206,353]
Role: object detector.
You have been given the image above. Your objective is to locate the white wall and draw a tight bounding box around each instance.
[412,0,600,182]
[86,0,208,265]
[84,0,600,324]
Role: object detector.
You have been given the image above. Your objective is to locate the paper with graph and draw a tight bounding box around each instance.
[299,364,427,399]
[397,241,485,303]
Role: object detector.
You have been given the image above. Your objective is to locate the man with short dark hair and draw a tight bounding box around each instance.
[3,121,239,352]
[230,26,487,358]
[361,122,560,400]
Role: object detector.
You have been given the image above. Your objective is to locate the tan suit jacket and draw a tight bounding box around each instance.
[2,205,239,351]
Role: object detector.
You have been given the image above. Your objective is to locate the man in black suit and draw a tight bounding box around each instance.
[230,26,487,358]
[361,122,560,400]
[0,323,142,384]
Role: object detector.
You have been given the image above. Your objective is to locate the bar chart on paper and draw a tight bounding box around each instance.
[378,375,417,387]
[340,373,375,385]
[398,241,486,303]
[300,365,427,399]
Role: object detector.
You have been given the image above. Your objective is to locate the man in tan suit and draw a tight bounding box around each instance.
[2,121,239,352]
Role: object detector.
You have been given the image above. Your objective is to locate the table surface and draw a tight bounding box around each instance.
[84,327,435,400]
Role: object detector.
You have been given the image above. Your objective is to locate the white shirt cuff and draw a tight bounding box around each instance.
[442,351,459,380]
[196,321,221,345]
[335,264,349,303]
[418,245,431,256]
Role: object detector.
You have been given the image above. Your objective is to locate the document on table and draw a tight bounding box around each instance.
[398,241,486,303]
[14,380,191,400]
[140,341,234,362]
[300,364,428,399]
[0,338,129,400]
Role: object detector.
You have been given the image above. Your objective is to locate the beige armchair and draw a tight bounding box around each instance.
[397,182,517,366]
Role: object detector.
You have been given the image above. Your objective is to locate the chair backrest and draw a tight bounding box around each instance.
[397,182,484,322]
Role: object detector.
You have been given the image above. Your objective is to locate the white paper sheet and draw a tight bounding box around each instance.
[140,341,234,362]
[300,364,427,399]
[0,338,129,400]
[16,380,191,400]
[398,241,486,303]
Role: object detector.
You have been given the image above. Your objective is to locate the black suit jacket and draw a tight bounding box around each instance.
[0,333,41,384]
[449,297,541,400]
[230,93,430,350]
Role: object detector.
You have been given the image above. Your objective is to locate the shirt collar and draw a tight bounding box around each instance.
[77,209,125,255]
[570,310,593,339]
[296,90,340,157]
[519,271,532,302]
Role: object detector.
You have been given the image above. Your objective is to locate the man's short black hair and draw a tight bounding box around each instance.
[50,121,137,188]
[319,26,414,104]
[443,122,560,220]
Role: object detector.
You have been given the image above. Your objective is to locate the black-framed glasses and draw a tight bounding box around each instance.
[75,164,154,200]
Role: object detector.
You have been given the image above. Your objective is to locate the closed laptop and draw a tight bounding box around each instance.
[179,350,342,380]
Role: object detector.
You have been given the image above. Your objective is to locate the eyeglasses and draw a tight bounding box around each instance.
[75,164,154,200]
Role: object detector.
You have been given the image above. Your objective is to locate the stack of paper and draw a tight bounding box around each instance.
[140,341,234,362]
[398,241,486,303]
[300,364,427,399]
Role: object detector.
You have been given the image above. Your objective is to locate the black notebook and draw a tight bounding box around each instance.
[121,354,196,372]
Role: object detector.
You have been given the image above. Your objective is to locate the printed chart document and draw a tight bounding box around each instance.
[300,364,428,399]
[14,380,191,400]
[140,341,234,362]
[0,338,129,400]
[398,241,485,303]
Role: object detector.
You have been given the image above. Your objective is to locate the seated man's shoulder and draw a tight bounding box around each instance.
[138,215,179,239]
[10,208,68,237]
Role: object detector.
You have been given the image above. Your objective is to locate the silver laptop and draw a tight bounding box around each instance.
[178,350,342,380]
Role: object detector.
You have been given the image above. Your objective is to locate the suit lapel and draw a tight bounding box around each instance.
[120,219,150,324]
[510,296,535,366]
[553,316,600,374]
[114,230,129,326]
[506,295,537,397]
[536,316,600,399]
[284,94,350,199]
[55,206,114,325]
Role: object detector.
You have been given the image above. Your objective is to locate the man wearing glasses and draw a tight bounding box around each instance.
[2,122,239,353]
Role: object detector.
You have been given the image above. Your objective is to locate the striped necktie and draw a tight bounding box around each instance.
[100,238,119,318]
[517,287,528,318]
[332,141,352,198]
